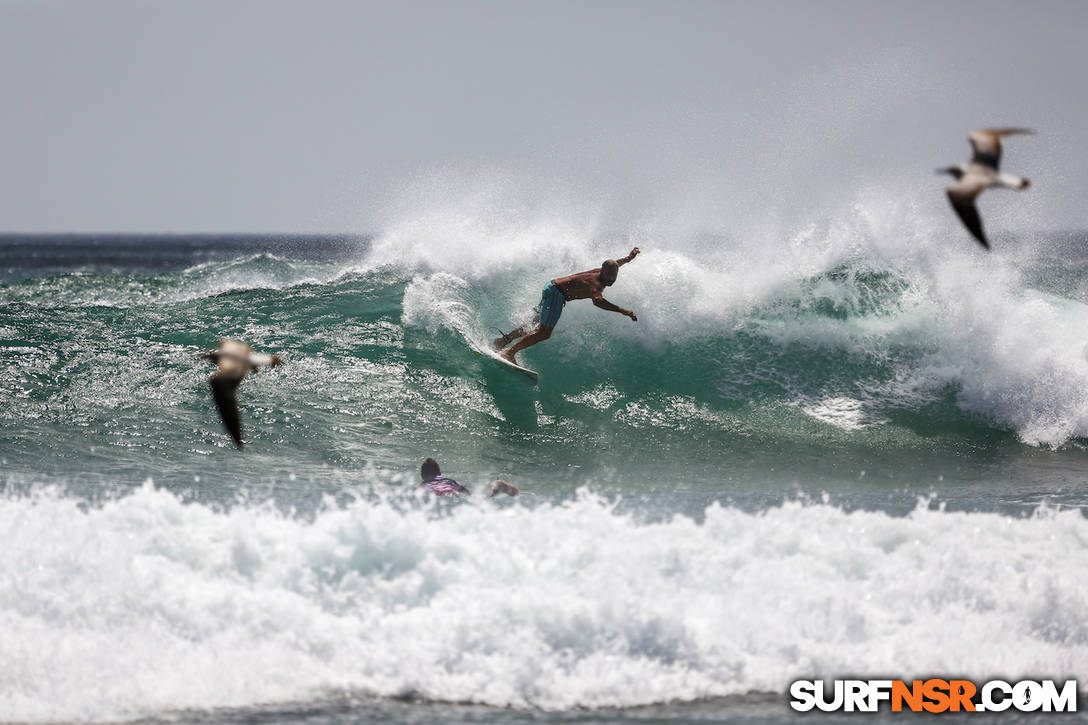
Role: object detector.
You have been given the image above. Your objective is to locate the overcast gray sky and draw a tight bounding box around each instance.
[1,0,1086,232]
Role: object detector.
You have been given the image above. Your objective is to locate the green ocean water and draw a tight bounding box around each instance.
[2,235,1086,512]
[2,234,1087,724]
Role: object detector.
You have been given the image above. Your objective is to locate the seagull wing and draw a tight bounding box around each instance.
[209,366,247,447]
[247,351,278,368]
[946,180,988,249]
[968,128,1033,171]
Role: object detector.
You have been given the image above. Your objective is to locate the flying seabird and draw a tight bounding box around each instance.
[203,339,282,448]
[938,128,1033,249]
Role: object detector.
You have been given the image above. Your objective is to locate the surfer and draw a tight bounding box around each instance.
[493,247,640,364]
[418,458,519,497]
[420,458,470,496]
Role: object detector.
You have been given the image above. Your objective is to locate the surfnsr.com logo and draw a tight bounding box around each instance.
[789,679,1078,713]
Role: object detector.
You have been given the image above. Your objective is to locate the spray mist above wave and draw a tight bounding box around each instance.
[2,483,1086,721]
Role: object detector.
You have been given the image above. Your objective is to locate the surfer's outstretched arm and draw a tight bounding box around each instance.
[592,295,637,321]
[616,247,640,267]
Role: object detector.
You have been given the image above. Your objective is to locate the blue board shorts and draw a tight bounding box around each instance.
[538,281,566,328]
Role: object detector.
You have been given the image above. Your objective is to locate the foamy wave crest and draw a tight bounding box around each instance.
[368,167,1088,445]
[2,484,1086,721]
[0,255,351,309]
[918,259,1088,446]
[168,254,339,303]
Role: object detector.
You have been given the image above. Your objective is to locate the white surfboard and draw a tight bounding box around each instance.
[472,344,539,384]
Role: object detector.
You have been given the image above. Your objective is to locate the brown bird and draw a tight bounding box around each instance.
[203,340,281,447]
[937,128,1034,249]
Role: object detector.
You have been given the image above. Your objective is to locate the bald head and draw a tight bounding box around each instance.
[600,259,619,286]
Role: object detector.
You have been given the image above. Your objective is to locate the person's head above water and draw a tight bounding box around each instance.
[600,259,620,286]
[490,480,519,497]
[421,457,441,481]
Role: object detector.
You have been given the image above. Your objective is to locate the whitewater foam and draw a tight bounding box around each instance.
[2,484,1086,721]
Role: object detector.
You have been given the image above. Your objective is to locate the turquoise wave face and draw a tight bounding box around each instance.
[3,237,1087,513]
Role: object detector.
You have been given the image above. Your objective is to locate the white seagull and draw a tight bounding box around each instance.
[938,128,1033,249]
[203,339,282,448]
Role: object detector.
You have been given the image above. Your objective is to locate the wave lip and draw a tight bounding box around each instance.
[2,485,1087,721]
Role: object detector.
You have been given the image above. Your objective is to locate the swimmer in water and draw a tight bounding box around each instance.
[489,480,519,497]
[493,247,640,365]
[418,458,519,497]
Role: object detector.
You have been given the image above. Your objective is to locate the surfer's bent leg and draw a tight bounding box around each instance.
[495,281,562,351]
[501,325,552,362]
[494,322,532,350]
[500,283,563,362]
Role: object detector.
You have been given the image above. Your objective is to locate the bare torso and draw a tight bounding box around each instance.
[553,269,604,300]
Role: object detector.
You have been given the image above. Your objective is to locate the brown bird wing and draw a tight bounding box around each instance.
[946,182,988,249]
[209,367,246,447]
[967,128,1033,171]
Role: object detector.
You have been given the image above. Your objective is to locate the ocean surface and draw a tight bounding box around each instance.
[2,230,1087,724]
